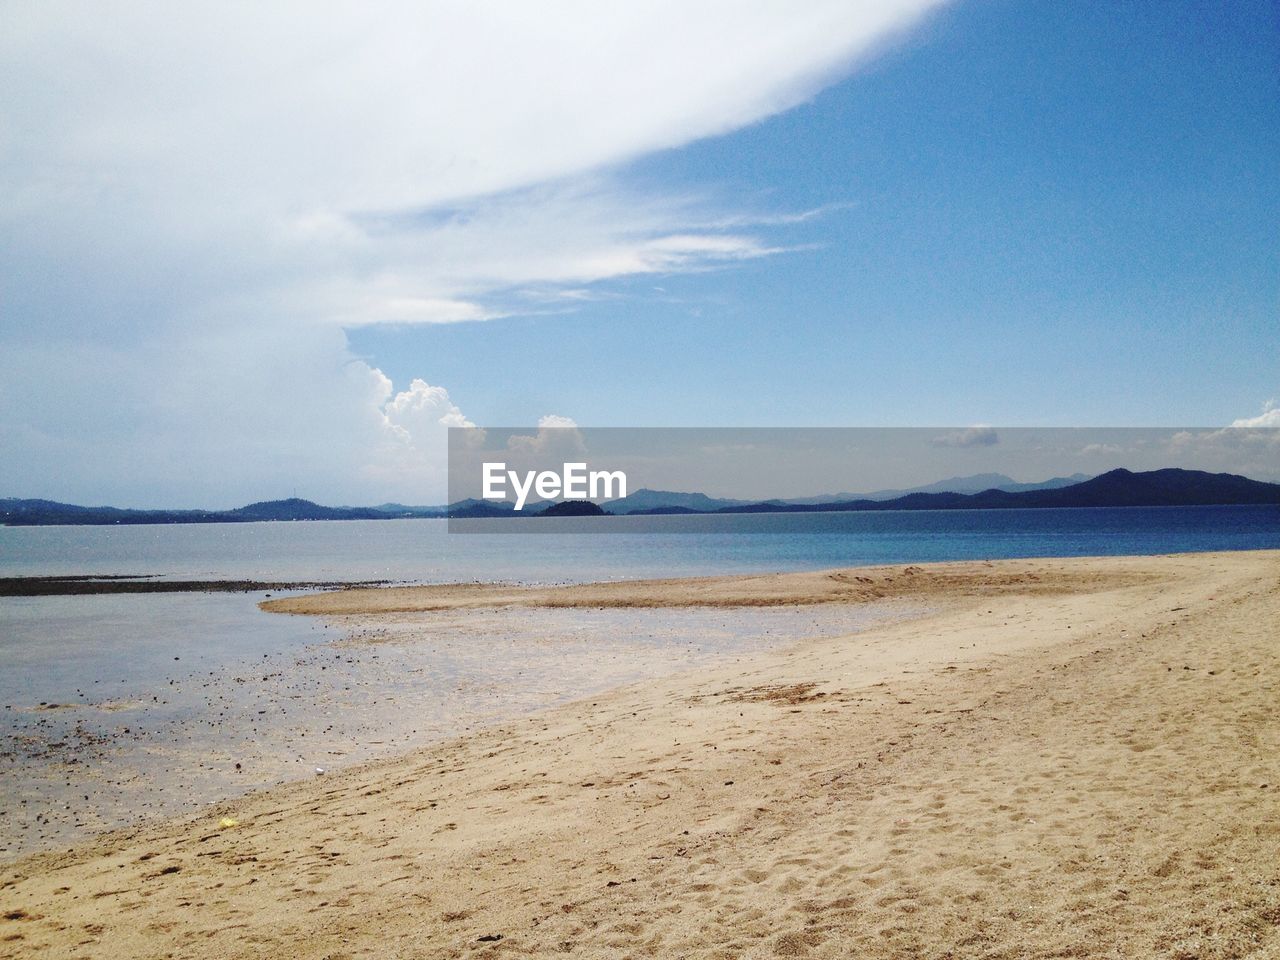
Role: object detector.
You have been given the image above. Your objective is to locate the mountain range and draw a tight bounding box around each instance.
[0,497,444,526]
[789,471,1093,504]
[604,472,1093,513]
[706,468,1280,514]
[3,469,1278,525]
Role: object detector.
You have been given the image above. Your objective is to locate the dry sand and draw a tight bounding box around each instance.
[2,551,1278,959]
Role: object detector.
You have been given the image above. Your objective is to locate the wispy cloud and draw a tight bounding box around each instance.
[306,178,820,328]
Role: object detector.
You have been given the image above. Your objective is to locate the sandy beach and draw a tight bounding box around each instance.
[2,550,1278,959]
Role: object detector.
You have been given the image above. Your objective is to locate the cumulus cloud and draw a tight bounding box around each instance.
[381,378,474,438]
[1161,401,1280,457]
[931,426,1000,448]
[1159,420,1280,483]
[358,377,481,502]
[1230,400,1280,429]
[0,1,948,503]
[532,415,579,431]
[506,416,588,461]
[1080,443,1123,456]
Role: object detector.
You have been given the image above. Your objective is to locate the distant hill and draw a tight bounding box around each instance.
[624,504,711,516]
[609,474,1094,512]
[784,472,1093,504]
[981,468,1280,508]
[1,498,219,526]
[1,497,408,525]
[996,473,1094,494]
[445,498,516,519]
[602,488,754,514]
[226,498,387,521]
[539,500,608,517]
[365,502,448,517]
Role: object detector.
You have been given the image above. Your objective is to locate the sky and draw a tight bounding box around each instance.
[1,0,1277,507]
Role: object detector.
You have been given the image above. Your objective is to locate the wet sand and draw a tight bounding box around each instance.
[2,601,916,859]
[0,576,389,597]
[259,559,1129,614]
[2,551,1278,959]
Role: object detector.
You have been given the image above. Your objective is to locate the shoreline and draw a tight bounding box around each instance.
[0,576,391,597]
[2,550,1278,958]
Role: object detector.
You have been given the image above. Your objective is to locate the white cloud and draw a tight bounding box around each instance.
[506,416,588,462]
[1230,400,1280,429]
[1,2,943,217]
[0,1,945,327]
[0,1,948,503]
[356,377,481,502]
[353,298,506,327]
[381,378,474,439]
[1159,418,1280,483]
[931,426,1000,448]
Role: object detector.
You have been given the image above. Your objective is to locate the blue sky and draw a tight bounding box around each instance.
[352,0,1277,429]
[1,0,1276,505]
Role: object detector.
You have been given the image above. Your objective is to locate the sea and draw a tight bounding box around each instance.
[1,505,1277,858]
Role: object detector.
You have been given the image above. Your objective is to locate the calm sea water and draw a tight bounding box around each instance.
[1,505,1277,857]
[3,504,1278,583]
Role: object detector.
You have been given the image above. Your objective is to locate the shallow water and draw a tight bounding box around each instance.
[0,599,921,860]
